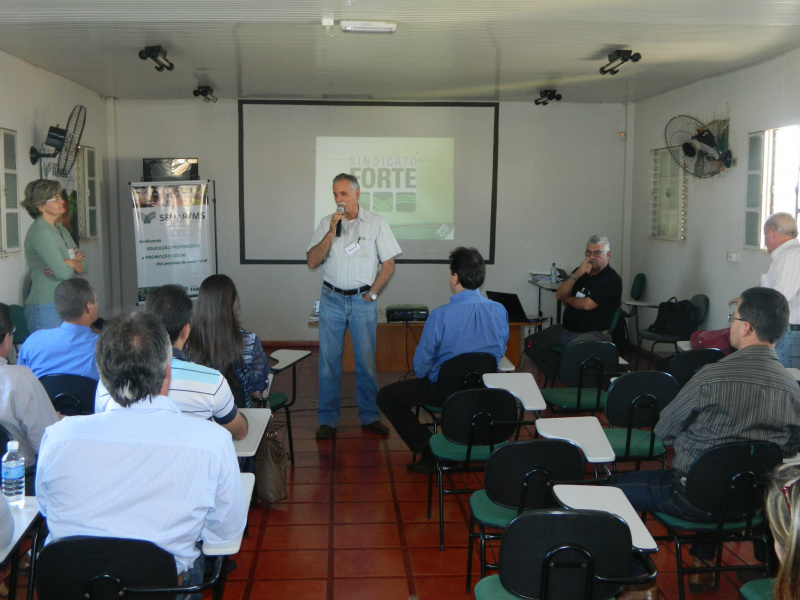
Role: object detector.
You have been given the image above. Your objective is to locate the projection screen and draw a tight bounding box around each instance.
[239,101,498,264]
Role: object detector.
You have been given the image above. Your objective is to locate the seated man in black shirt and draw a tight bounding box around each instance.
[526,235,622,382]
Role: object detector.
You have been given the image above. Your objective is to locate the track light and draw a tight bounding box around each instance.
[193,86,217,103]
[138,45,174,72]
[340,20,396,33]
[599,49,641,75]
[534,90,562,106]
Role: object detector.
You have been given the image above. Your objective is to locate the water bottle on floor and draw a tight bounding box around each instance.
[2,441,25,509]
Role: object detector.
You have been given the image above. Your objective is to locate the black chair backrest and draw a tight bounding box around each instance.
[36,536,178,600]
[484,440,585,513]
[685,441,783,517]
[498,510,633,600]
[439,388,517,448]
[0,422,14,451]
[666,348,724,388]
[605,371,680,429]
[436,352,497,399]
[690,294,710,327]
[557,341,618,388]
[39,374,98,416]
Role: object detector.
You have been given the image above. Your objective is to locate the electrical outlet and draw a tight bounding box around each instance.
[727,252,739,262]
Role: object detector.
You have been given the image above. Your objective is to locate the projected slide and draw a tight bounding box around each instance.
[315,137,454,241]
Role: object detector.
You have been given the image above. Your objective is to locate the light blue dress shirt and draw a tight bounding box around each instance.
[18,322,99,380]
[36,394,246,574]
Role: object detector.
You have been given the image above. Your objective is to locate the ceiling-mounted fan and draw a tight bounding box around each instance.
[30,105,87,176]
[664,115,733,178]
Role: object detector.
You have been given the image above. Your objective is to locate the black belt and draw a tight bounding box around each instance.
[790,325,800,331]
[324,281,371,296]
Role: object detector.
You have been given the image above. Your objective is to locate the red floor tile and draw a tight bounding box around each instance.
[333,465,391,484]
[265,502,331,526]
[333,523,402,548]
[333,482,394,502]
[255,550,330,579]
[250,579,328,600]
[414,576,476,599]
[334,501,397,524]
[333,548,407,577]
[285,483,331,503]
[260,524,331,550]
[333,577,410,600]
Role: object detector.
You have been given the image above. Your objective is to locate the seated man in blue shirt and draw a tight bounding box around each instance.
[377,247,509,472]
[95,284,248,441]
[37,312,247,586]
[18,278,99,380]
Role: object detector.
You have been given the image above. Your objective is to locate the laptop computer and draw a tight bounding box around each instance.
[486,291,530,322]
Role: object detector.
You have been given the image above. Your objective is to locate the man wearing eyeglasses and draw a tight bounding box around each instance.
[525,234,622,382]
[611,287,800,599]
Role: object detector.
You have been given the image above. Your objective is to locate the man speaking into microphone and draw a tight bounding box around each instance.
[307,173,401,440]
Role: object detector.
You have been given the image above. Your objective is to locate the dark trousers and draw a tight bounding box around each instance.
[376,378,446,454]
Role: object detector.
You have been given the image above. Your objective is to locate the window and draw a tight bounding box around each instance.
[650,147,688,241]
[0,128,20,252]
[77,146,99,239]
[745,126,800,248]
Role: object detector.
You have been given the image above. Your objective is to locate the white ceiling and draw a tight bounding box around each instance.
[1,0,800,103]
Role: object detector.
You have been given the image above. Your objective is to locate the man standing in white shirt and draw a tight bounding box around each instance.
[762,212,800,368]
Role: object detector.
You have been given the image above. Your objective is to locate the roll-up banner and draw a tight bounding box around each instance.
[130,181,215,303]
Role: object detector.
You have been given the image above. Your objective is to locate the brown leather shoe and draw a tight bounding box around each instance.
[688,557,715,594]
[315,424,337,439]
[361,420,390,436]
[617,582,659,600]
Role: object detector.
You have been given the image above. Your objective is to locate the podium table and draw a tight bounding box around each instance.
[337,321,527,372]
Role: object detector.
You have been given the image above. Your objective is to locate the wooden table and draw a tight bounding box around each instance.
[233,408,272,457]
[333,321,528,372]
[553,484,658,552]
[536,416,615,463]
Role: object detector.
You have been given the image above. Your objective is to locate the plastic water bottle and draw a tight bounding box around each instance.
[2,441,25,509]
[550,262,558,284]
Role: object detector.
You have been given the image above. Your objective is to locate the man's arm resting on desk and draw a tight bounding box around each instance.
[221,410,248,441]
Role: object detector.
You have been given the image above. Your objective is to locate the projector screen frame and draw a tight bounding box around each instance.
[238,99,499,265]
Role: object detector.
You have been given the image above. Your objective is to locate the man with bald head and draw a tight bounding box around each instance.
[762,212,800,368]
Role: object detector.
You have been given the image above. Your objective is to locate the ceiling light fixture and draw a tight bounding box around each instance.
[599,49,641,75]
[139,45,174,72]
[534,89,562,106]
[193,86,217,103]
[340,20,396,34]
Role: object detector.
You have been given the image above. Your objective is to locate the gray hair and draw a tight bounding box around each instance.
[764,213,798,238]
[21,179,64,219]
[333,173,360,193]
[587,235,611,252]
[54,278,95,322]
[96,312,171,407]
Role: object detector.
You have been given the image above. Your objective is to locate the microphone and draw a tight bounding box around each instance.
[335,203,345,237]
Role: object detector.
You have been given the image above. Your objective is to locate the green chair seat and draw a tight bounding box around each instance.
[429,434,507,463]
[604,428,665,459]
[541,387,606,411]
[653,511,764,531]
[470,489,521,529]
[267,392,288,410]
[474,574,514,600]
[739,578,775,600]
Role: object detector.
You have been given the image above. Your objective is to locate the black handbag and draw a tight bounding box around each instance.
[648,297,700,339]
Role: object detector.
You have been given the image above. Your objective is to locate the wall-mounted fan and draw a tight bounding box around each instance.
[664,115,733,178]
[30,105,86,176]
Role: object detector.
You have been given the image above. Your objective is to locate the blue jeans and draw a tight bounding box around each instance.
[180,552,206,600]
[24,302,61,332]
[318,285,379,427]
[775,327,800,369]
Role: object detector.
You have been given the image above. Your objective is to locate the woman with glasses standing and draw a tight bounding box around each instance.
[20,179,85,332]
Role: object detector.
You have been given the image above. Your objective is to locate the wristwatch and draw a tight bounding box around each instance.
[369,292,378,302]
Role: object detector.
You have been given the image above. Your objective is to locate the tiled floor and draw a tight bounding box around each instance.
[216,347,759,600]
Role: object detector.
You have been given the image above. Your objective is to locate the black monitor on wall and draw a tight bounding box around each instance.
[142,158,199,182]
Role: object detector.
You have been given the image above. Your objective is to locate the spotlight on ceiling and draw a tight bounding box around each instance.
[138,45,174,72]
[534,90,562,106]
[599,49,641,75]
[340,20,396,33]
[193,86,217,103]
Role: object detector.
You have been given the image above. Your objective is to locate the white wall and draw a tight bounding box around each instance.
[628,47,800,331]
[112,100,627,342]
[0,51,109,313]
